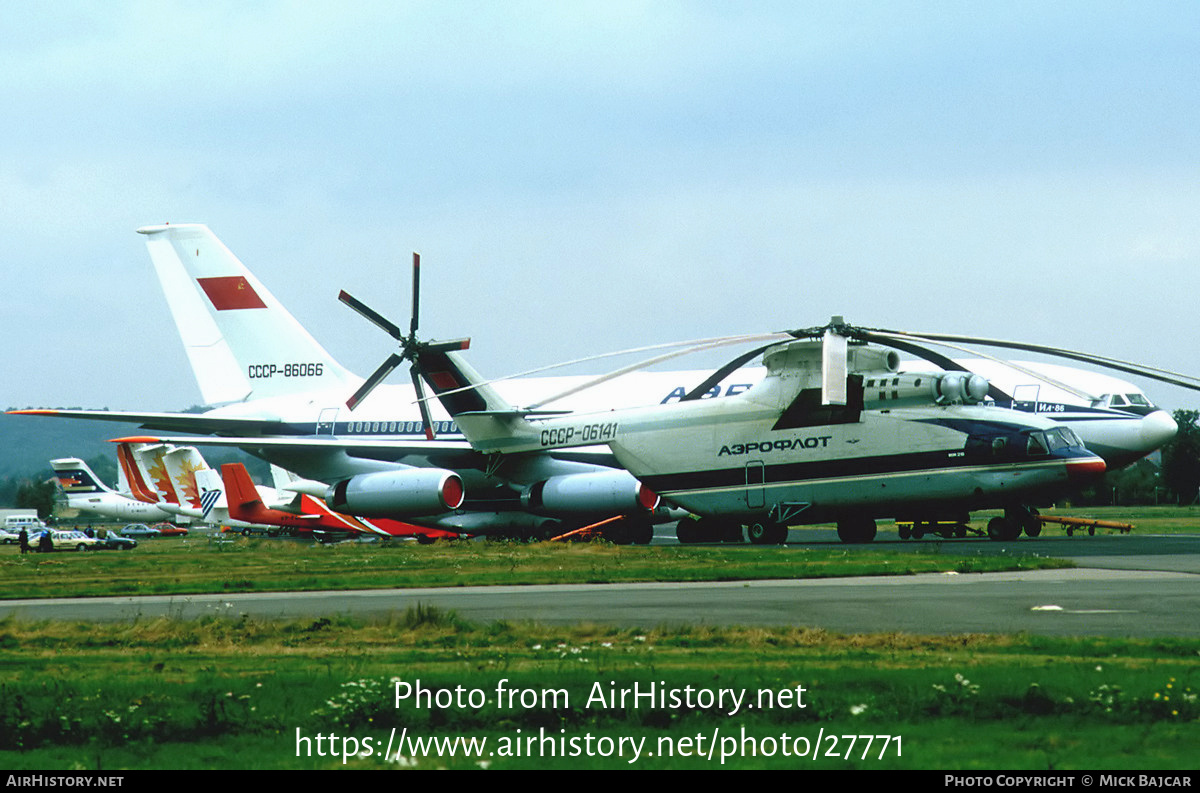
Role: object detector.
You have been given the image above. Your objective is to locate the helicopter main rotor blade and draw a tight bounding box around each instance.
[346,353,404,410]
[864,331,1095,402]
[422,332,793,407]
[339,290,404,341]
[855,332,1013,402]
[869,328,1200,394]
[523,333,793,410]
[682,343,781,401]
[410,252,421,337]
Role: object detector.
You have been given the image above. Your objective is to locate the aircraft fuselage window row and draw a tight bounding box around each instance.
[344,421,459,434]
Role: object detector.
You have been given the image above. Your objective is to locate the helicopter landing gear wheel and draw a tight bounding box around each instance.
[836,516,876,544]
[746,520,787,545]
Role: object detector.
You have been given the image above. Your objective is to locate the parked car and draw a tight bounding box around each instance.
[35,530,102,551]
[0,528,19,545]
[119,523,162,538]
[94,533,138,551]
[150,523,188,537]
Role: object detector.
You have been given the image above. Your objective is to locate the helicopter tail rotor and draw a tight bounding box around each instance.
[339,252,470,439]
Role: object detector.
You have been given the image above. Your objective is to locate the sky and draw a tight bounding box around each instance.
[3,1,1199,413]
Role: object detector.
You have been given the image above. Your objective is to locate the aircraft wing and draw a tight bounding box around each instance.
[9,409,288,436]
[108,434,473,452]
[108,433,619,476]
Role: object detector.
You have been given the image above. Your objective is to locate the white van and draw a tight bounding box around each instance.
[3,515,47,532]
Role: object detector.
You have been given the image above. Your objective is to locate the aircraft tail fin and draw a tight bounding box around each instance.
[116,443,165,504]
[163,447,211,510]
[415,348,521,416]
[222,463,264,512]
[51,458,115,497]
[137,223,356,404]
[414,349,545,453]
[223,463,342,530]
[129,443,182,505]
[193,468,227,521]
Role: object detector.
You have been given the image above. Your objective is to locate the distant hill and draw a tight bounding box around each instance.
[0,412,141,479]
[0,411,270,502]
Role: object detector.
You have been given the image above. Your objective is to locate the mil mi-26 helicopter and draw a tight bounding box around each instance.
[384,316,1200,545]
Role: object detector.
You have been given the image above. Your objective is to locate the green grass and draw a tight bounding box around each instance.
[0,611,1196,769]
[3,506,1193,769]
[0,536,1072,599]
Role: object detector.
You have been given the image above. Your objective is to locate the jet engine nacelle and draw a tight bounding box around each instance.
[864,372,991,409]
[326,468,465,517]
[521,470,659,516]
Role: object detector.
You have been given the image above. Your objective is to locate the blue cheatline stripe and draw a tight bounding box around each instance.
[638,448,1087,495]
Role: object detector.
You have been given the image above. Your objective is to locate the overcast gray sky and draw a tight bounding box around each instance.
[3,1,1198,412]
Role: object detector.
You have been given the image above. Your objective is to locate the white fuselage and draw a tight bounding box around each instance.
[451,344,1108,524]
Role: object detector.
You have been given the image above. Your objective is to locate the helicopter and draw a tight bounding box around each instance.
[386,317,1163,544]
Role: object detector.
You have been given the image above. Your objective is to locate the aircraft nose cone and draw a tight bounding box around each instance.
[1140,410,1178,451]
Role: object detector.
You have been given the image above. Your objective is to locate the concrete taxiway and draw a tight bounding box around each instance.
[1,533,1196,637]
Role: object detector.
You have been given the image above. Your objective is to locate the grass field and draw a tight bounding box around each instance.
[0,610,1196,769]
[0,533,1075,599]
[2,507,1196,770]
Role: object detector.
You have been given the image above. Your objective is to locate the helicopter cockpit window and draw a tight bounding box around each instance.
[1026,432,1050,456]
[1041,427,1078,452]
[1108,394,1128,407]
[1125,393,1150,407]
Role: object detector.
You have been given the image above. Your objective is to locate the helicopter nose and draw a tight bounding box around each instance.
[1066,454,1106,483]
[1140,410,1178,451]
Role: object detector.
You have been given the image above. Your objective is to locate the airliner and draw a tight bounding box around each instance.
[51,457,175,523]
[114,440,456,541]
[13,224,1179,539]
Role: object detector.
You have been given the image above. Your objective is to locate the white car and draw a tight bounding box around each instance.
[119,523,163,538]
[34,530,102,552]
[0,528,20,545]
